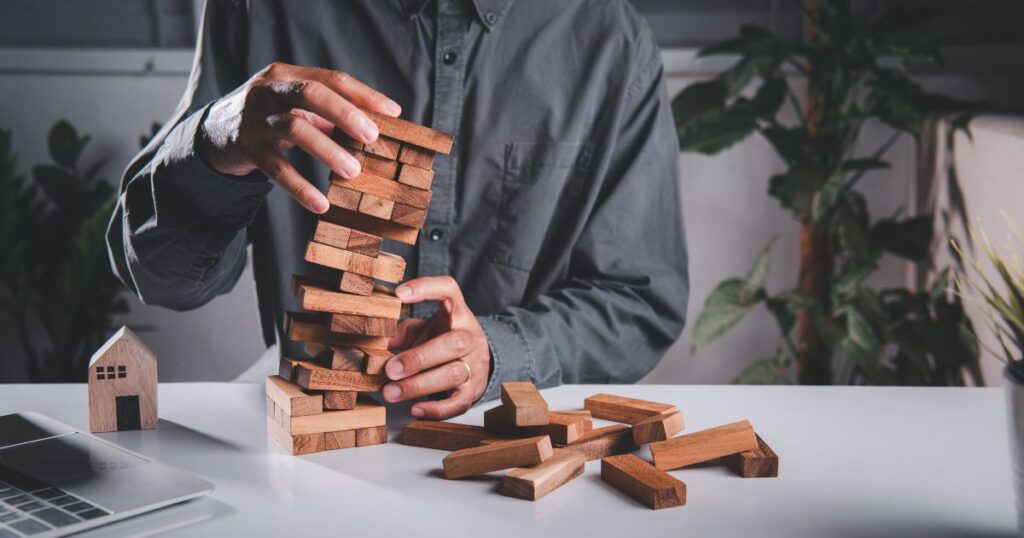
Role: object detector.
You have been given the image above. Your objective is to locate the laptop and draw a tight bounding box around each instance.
[0,412,213,537]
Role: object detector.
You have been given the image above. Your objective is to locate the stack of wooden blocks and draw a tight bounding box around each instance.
[400,383,779,509]
[266,111,454,456]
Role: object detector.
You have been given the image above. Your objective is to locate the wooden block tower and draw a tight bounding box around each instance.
[266,111,454,455]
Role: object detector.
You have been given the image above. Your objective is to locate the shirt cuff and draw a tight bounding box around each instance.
[476,316,536,403]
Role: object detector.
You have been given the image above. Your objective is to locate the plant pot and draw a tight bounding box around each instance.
[1005,365,1024,533]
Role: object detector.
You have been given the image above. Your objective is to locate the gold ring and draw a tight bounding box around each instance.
[456,359,472,384]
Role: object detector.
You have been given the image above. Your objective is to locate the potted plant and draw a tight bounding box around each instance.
[955,226,1024,530]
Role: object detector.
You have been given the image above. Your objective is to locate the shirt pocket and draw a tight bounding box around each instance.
[493,141,591,271]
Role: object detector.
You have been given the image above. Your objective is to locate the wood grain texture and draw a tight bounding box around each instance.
[330,313,398,336]
[500,381,549,426]
[285,311,389,350]
[552,410,593,432]
[88,326,158,433]
[328,185,362,211]
[339,271,375,296]
[285,402,386,436]
[400,421,500,451]
[331,171,432,209]
[356,425,388,447]
[390,203,427,228]
[484,405,584,446]
[563,424,639,461]
[360,136,401,160]
[725,434,779,478]
[397,164,434,190]
[297,282,402,319]
[357,193,394,220]
[322,391,357,410]
[584,394,678,424]
[360,153,401,182]
[632,410,686,445]
[305,342,366,371]
[267,415,324,455]
[265,375,323,417]
[312,220,352,250]
[325,429,356,450]
[345,229,383,257]
[500,449,585,501]
[650,420,758,470]
[398,143,435,170]
[364,110,454,154]
[443,436,553,479]
[304,241,406,283]
[322,205,420,245]
[362,348,391,374]
[285,358,386,392]
[601,454,686,510]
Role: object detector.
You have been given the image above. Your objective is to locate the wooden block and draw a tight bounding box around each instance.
[297,282,402,318]
[345,229,383,257]
[390,203,427,228]
[356,425,388,447]
[331,172,432,209]
[358,193,395,220]
[725,434,778,478]
[359,151,401,178]
[322,205,420,245]
[360,136,401,160]
[285,358,386,392]
[305,342,366,371]
[398,144,435,170]
[312,220,351,250]
[501,449,585,501]
[323,391,357,410]
[632,410,686,445]
[483,405,583,446]
[552,410,593,432]
[265,375,323,417]
[397,164,434,190]
[304,241,406,283]
[279,358,299,381]
[563,425,639,461]
[443,436,553,479]
[332,129,364,152]
[362,348,391,374]
[364,110,454,154]
[500,381,549,426]
[649,420,758,471]
[400,421,501,451]
[285,311,389,350]
[268,416,325,455]
[331,313,397,337]
[285,401,386,436]
[601,454,686,510]
[266,395,276,418]
[584,394,678,424]
[327,185,362,211]
[325,429,356,450]
[339,271,375,296]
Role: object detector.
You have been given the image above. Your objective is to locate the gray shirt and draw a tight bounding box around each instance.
[107,0,689,402]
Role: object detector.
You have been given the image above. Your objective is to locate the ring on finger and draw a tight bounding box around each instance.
[455,359,471,385]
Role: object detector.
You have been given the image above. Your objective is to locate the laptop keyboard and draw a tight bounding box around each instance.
[0,482,110,536]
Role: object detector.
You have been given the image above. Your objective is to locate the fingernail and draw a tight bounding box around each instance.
[395,285,411,301]
[385,99,401,116]
[340,153,361,178]
[310,194,329,214]
[358,115,379,142]
[411,406,424,418]
[385,358,404,379]
[382,384,401,402]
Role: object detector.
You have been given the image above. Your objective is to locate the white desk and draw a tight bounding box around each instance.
[1,383,1016,537]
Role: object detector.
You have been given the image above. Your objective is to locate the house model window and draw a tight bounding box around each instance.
[95,365,127,380]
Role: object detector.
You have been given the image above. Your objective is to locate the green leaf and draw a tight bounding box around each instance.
[47,120,85,169]
[693,279,762,347]
[811,173,845,222]
[844,307,880,352]
[760,126,806,166]
[749,78,786,119]
[746,238,775,291]
[768,165,821,218]
[700,25,780,58]
[677,98,759,154]
[732,357,786,384]
[835,262,877,296]
[872,216,933,261]
[672,80,727,130]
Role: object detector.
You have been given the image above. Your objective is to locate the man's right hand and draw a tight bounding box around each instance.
[197,62,401,214]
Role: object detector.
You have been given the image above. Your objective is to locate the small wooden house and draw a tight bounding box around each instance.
[88,326,157,433]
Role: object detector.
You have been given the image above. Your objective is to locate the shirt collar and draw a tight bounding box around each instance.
[402,0,515,30]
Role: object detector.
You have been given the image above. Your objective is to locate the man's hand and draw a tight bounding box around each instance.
[384,276,491,419]
[198,62,401,214]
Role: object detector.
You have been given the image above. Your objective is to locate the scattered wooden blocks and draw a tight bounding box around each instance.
[601,454,686,510]
[501,449,585,501]
[443,436,553,479]
[650,420,758,470]
[724,434,779,478]
[401,421,502,451]
[551,410,593,432]
[484,405,585,446]
[584,394,678,424]
[563,424,639,461]
[631,410,686,445]
[500,381,549,426]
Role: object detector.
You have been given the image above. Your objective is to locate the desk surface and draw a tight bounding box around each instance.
[0,383,1016,537]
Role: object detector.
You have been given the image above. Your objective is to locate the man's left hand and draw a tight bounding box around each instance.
[384,276,491,419]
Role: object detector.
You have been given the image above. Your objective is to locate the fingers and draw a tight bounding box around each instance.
[268,79,379,144]
[411,388,475,420]
[381,357,472,403]
[396,275,465,305]
[267,113,361,179]
[303,67,402,117]
[389,317,428,350]
[385,329,475,381]
[255,152,328,213]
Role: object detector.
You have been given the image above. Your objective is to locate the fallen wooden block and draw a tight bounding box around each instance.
[397,164,434,190]
[330,312,398,337]
[724,434,778,478]
[331,171,432,209]
[358,192,395,220]
[297,282,402,319]
[501,448,585,501]
[483,405,584,445]
[364,110,455,154]
[304,241,406,283]
[443,436,553,479]
[286,311,389,350]
[390,203,427,228]
[356,425,388,447]
[632,410,686,445]
[398,144,435,170]
[584,394,678,424]
[284,401,386,436]
[552,410,593,432]
[563,424,639,461]
[500,381,549,426]
[322,390,356,410]
[284,358,386,392]
[601,454,686,510]
[265,375,323,417]
[323,206,420,245]
[400,421,501,451]
[339,271,375,296]
[650,420,758,470]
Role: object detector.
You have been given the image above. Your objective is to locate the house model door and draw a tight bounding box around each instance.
[115,395,141,430]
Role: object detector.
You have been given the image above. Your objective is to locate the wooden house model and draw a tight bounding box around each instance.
[88,326,158,433]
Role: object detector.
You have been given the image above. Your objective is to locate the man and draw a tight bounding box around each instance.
[107,0,688,420]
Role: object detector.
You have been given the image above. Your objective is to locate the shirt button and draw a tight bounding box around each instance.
[484,12,498,25]
[443,50,458,65]
[428,228,445,242]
